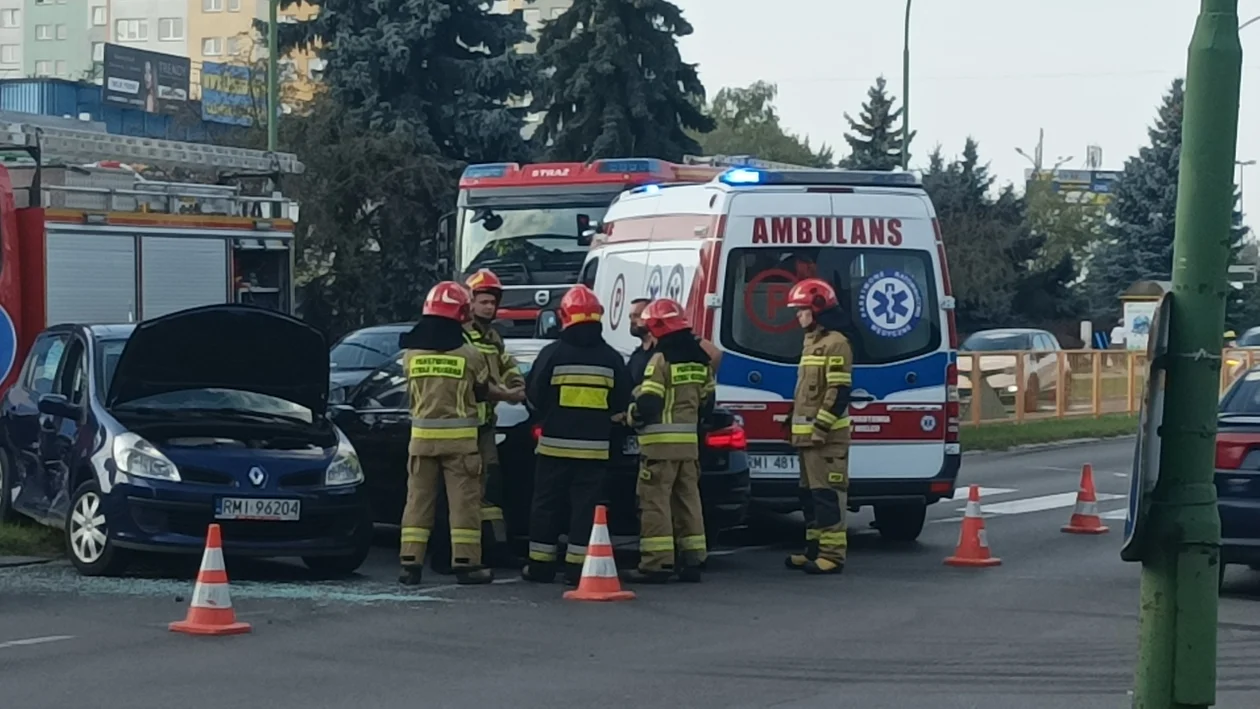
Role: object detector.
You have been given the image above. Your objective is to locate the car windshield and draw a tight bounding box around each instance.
[458,205,607,286]
[1221,370,1260,414]
[330,329,405,371]
[722,246,941,366]
[98,339,313,423]
[960,332,1031,351]
[1236,328,1260,347]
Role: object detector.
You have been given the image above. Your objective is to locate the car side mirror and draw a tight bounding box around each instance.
[536,310,561,339]
[436,211,455,274]
[38,393,80,419]
[328,403,357,423]
[577,224,601,247]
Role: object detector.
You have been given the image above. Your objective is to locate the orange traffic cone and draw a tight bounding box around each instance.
[563,505,636,602]
[944,484,1001,568]
[170,524,252,636]
[1062,464,1110,535]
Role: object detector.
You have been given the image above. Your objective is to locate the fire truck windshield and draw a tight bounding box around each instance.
[458,205,607,286]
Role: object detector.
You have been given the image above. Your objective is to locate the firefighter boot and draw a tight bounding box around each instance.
[785,538,820,570]
[564,563,582,588]
[802,558,844,575]
[621,568,672,584]
[521,563,556,584]
[676,565,702,583]
[398,565,424,586]
[455,566,495,585]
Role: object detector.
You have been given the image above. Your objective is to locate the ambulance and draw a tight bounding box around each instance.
[580,163,961,541]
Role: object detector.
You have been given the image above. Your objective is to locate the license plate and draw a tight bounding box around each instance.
[215,497,301,521]
[749,454,800,477]
[623,436,640,455]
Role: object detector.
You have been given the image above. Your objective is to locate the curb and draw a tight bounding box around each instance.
[0,556,57,569]
[963,434,1137,457]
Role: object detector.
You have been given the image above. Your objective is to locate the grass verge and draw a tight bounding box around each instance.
[0,521,62,558]
[961,413,1139,452]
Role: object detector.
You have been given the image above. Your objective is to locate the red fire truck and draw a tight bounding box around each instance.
[440,155,811,336]
[0,121,303,394]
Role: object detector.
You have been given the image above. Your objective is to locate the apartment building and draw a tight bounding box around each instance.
[504,0,570,52]
[185,0,320,104]
[110,0,188,58]
[25,0,108,80]
[0,1,22,78]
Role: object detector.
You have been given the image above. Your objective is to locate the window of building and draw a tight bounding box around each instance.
[550,7,564,18]
[35,24,51,41]
[523,8,541,26]
[226,35,241,56]
[91,6,106,26]
[115,19,148,42]
[202,37,223,56]
[309,57,326,81]
[33,0,51,5]
[158,18,183,41]
[228,0,241,10]
[55,24,66,40]
[0,45,18,64]
[34,60,51,76]
[92,42,104,62]
[203,0,224,11]
[55,60,66,76]
[0,10,18,28]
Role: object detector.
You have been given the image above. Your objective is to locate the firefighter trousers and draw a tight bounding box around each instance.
[637,458,707,572]
[527,456,606,571]
[477,428,508,550]
[797,440,850,564]
[399,452,484,570]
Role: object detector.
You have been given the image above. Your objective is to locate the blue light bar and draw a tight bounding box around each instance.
[597,158,661,174]
[629,183,662,195]
[721,168,765,184]
[717,167,922,188]
[462,163,513,179]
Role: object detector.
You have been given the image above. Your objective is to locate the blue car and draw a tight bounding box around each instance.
[0,305,371,577]
[1215,366,1260,590]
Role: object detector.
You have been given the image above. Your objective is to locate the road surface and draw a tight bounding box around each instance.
[2,438,1258,709]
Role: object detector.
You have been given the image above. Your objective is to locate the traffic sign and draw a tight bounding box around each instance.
[1122,293,1171,562]
[608,274,626,330]
[742,268,797,333]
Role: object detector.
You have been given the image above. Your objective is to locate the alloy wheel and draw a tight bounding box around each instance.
[70,492,108,564]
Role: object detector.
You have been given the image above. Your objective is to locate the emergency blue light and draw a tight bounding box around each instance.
[462,163,512,179]
[717,167,922,189]
[721,168,765,185]
[597,159,660,174]
[630,183,662,195]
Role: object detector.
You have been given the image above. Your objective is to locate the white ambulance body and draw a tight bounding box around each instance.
[581,166,961,541]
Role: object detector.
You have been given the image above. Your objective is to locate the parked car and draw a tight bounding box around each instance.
[331,337,752,568]
[1213,366,1260,590]
[0,305,372,577]
[958,328,1067,413]
[328,323,412,403]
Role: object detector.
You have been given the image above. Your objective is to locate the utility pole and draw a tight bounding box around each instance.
[267,0,279,152]
[1132,1,1240,707]
[901,0,912,170]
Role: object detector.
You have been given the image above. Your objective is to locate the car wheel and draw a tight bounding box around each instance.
[873,502,927,543]
[0,448,17,523]
[65,480,130,577]
[1024,374,1041,414]
[303,508,373,579]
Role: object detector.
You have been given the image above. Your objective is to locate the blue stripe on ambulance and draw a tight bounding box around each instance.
[717,350,951,400]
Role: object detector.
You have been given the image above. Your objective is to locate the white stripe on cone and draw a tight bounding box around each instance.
[201,545,225,573]
[580,555,618,579]
[588,523,611,546]
[1075,501,1099,516]
[190,582,233,609]
[964,500,982,517]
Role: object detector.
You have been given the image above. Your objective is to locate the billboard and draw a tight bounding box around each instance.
[201,62,263,127]
[102,44,191,115]
[1024,168,1123,205]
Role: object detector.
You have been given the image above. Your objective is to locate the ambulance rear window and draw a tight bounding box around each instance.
[722,247,942,366]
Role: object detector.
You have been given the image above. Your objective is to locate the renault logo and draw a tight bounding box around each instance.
[248,466,267,487]
[534,290,551,306]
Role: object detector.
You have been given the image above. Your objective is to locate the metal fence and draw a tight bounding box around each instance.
[958,348,1259,426]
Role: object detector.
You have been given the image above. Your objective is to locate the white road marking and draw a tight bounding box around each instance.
[948,486,1017,500]
[708,544,778,557]
[1100,508,1130,520]
[0,635,74,650]
[424,577,521,593]
[975,491,1124,515]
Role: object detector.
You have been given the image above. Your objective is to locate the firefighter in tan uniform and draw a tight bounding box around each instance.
[784,278,853,575]
[464,269,526,567]
[397,281,511,586]
[624,299,715,584]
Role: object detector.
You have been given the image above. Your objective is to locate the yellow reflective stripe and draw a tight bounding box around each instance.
[529,542,557,562]
[480,505,504,522]
[640,536,675,552]
[477,401,490,424]
[639,432,698,445]
[564,550,587,564]
[828,471,847,485]
[805,529,822,541]
[638,381,666,396]
[450,528,481,544]
[800,355,828,367]
[411,426,478,440]
[826,372,853,385]
[815,410,838,426]
[409,354,466,378]
[819,531,848,547]
[552,373,615,387]
[831,416,851,430]
[677,535,706,551]
[791,424,815,435]
[559,385,610,409]
[401,527,430,543]
[536,444,609,460]
[643,363,655,377]
[669,363,708,385]
[567,312,601,323]
[827,355,847,367]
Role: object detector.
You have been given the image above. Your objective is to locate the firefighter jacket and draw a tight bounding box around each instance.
[628,331,716,461]
[400,317,491,457]
[464,321,525,428]
[527,322,632,461]
[791,325,853,448]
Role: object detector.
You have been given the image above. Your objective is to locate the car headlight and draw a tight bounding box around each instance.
[113,432,181,482]
[326,430,364,486]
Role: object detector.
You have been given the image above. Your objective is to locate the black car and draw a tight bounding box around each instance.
[1212,367,1260,589]
[331,337,751,564]
[328,323,414,403]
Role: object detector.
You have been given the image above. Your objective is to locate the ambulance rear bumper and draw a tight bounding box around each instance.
[750,452,962,513]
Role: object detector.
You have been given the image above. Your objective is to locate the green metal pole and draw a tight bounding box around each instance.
[267,0,279,152]
[901,0,911,170]
[1133,1,1240,707]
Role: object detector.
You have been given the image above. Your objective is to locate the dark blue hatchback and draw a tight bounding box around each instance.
[0,305,372,577]
[1215,367,1260,588]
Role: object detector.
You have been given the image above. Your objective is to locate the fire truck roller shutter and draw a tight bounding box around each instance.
[45,232,137,326]
[140,237,230,319]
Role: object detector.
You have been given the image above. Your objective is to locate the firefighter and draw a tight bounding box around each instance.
[522,285,632,586]
[397,281,512,586]
[783,278,853,575]
[464,269,527,568]
[624,298,714,584]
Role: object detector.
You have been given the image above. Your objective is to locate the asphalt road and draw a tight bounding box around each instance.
[3,438,1260,709]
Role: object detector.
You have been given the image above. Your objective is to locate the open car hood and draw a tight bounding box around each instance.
[106,304,330,415]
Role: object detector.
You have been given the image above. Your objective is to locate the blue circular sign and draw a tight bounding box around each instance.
[666,264,685,302]
[646,266,663,299]
[858,270,922,338]
[0,305,15,385]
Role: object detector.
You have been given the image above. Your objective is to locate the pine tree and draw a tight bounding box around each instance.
[840,76,914,171]
[530,0,715,162]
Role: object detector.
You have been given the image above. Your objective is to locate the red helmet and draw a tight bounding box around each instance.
[641,298,690,339]
[559,285,603,329]
[787,278,838,314]
[465,269,503,300]
[423,281,471,322]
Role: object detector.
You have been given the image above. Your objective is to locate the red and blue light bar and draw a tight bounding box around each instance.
[459,158,720,188]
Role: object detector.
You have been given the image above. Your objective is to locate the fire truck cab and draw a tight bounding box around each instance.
[0,121,303,395]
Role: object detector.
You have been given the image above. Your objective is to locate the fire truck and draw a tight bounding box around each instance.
[0,120,303,394]
[440,155,812,336]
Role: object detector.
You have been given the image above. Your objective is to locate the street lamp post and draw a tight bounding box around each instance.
[901,0,912,170]
[267,0,279,152]
[1237,159,1255,219]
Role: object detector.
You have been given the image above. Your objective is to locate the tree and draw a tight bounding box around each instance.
[530,0,715,162]
[840,76,913,171]
[1086,79,1246,315]
[691,81,833,167]
[1023,176,1106,272]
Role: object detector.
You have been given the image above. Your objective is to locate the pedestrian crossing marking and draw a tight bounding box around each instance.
[949,487,1017,500]
[970,491,1124,516]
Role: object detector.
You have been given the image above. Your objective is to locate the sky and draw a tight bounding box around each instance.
[672,0,1260,224]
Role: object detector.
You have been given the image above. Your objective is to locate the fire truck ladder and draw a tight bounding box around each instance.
[0,121,304,175]
[681,154,817,171]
